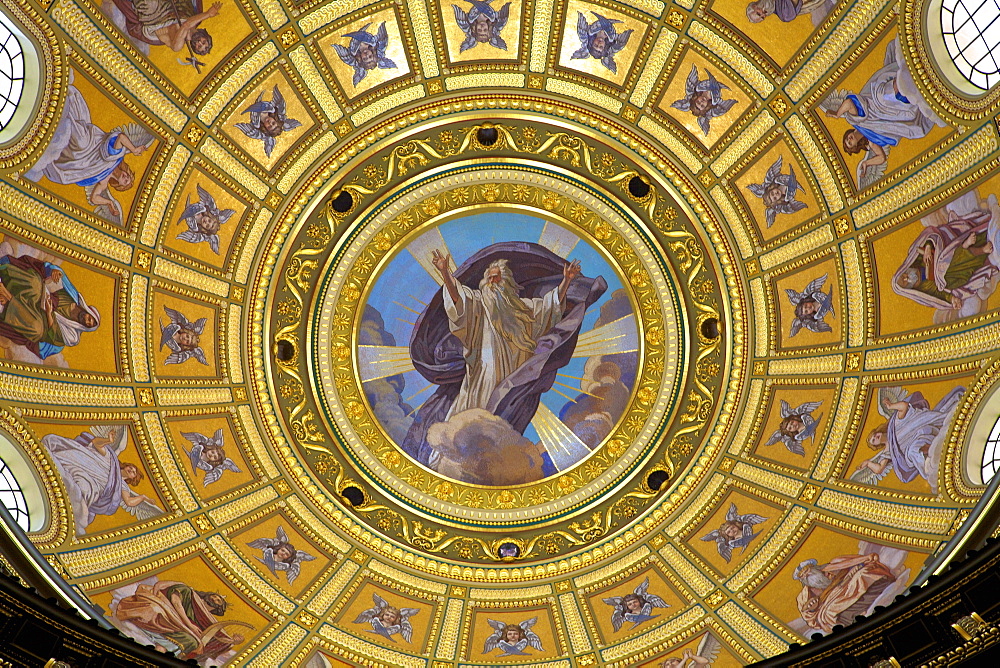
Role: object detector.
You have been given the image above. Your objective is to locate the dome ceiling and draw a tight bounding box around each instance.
[0,0,998,665]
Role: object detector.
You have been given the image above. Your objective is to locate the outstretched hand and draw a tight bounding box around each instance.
[563,259,581,282]
[431,248,451,276]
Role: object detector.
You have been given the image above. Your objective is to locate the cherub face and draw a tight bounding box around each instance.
[763,183,786,208]
[504,627,522,642]
[623,595,643,613]
[473,16,491,42]
[357,43,378,70]
[721,521,742,540]
[798,300,818,316]
[843,129,869,155]
[381,608,400,626]
[589,31,609,58]
[195,211,222,235]
[275,544,296,563]
[783,416,804,434]
[260,113,284,138]
[175,329,200,349]
[690,90,714,116]
[203,447,226,466]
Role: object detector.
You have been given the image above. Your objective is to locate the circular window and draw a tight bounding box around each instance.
[941,0,1000,91]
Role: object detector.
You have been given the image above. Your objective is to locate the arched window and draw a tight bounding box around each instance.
[981,413,1000,484]
[0,456,28,531]
[940,0,1000,91]
[0,19,22,131]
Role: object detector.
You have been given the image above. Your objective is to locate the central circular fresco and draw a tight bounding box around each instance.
[264,118,735,563]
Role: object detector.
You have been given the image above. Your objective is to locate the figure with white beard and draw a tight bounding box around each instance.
[431,249,581,417]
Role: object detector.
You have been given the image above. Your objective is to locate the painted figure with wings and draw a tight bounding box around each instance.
[765,400,823,455]
[819,37,946,190]
[352,593,420,643]
[181,428,241,486]
[42,425,163,535]
[453,0,510,52]
[570,11,633,73]
[746,156,808,228]
[177,184,235,255]
[247,526,316,585]
[158,305,208,366]
[234,85,303,158]
[700,502,767,563]
[852,385,965,493]
[660,631,723,667]
[670,65,737,136]
[601,577,670,632]
[483,617,543,656]
[785,273,835,337]
[333,22,398,87]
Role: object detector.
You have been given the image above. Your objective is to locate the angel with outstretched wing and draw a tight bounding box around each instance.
[248,526,317,585]
[785,273,835,337]
[659,631,723,667]
[700,502,767,563]
[234,85,303,158]
[602,576,670,632]
[158,305,208,366]
[765,399,823,455]
[483,617,543,656]
[352,592,420,642]
[570,11,633,73]
[181,428,241,485]
[333,22,398,87]
[746,156,808,228]
[670,65,737,136]
[453,0,510,52]
[177,184,235,255]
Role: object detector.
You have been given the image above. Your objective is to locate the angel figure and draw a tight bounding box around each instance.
[483,617,543,656]
[765,400,823,455]
[25,75,155,225]
[177,184,235,255]
[601,577,670,632]
[700,502,767,563]
[670,65,737,136]
[352,593,420,643]
[234,85,303,158]
[247,526,316,585]
[333,22,398,87]
[851,385,965,493]
[786,273,835,337]
[819,37,946,189]
[181,428,241,485]
[570,12,633,74]
[159,305,208,365]
[659,631,723,667]
[746,156,807,228]
[42,425,163,535]
[453,0,510,52]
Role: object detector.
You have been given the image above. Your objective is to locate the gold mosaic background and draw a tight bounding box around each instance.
[0,0,998,665]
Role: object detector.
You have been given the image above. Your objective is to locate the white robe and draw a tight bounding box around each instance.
[42,431,123,535]
[444,284,563,418]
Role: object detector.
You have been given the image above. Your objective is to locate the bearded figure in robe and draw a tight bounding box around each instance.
[401,242,606,468]
[793,553,898,634]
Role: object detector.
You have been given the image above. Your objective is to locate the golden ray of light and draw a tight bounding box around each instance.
[396,318,416,327]
[552,380,604,399]
[547,387,578,403]
[572,314,639,357]
[393,301,422,316]
[406,228,457,285]
[538,221,579,257]
[531,403,593,471]
[409,295,428,306]
[556,372,589,382]
[357,345,416,382]
[404,383,434,403]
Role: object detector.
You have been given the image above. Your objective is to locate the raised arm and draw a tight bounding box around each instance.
[432,249,459,304]
[558,259,581,303]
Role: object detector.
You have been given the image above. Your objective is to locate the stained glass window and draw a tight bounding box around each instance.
[0,457,28,531]
[0,19,22,131]
[941,0,1000,90]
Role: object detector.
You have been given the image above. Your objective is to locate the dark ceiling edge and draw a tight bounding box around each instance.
[752,533,1000,667]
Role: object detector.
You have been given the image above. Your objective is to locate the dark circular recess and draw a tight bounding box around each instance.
[476,126,499,146]
[628,175,651,199]
[342,486,365,507]
[700,317,720,340]
[497,542,520,559]
[274,339,295,361]
[646,469,669,491]
[331,190,354,213]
